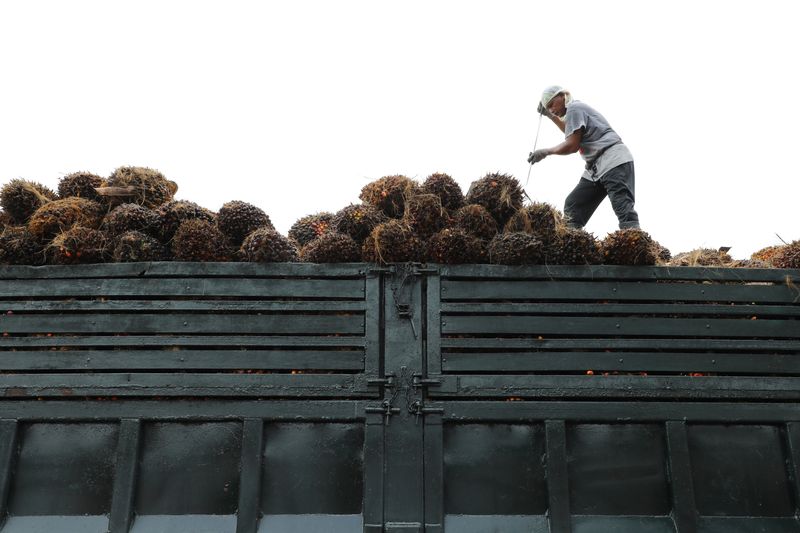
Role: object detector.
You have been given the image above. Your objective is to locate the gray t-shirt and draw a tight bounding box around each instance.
[564,100,633,181]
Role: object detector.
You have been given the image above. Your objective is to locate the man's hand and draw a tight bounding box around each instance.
[536,102,552,117]
[527,149,549,165]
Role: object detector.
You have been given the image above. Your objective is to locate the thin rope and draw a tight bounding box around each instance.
[523,111,544,202]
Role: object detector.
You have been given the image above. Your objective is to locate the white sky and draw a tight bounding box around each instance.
[1,0,797,259]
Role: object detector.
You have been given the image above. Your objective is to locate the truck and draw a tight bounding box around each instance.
[0,261,798,533]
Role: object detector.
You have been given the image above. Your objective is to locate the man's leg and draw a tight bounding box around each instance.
[600,162,640,229]
[564,178,607,229]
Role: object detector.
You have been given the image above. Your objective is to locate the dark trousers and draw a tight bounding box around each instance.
[564,161,640,229]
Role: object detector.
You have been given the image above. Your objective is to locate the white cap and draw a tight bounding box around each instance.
[540,85,565,108]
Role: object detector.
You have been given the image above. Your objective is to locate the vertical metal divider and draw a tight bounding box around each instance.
[425,270,442,377]
[665,421,698,533]
[423,412,444,533]
[0,419,19,529]
[545,419,571,533]
[784,422,800,518]
[364,268,386,532]
[364,412,386,533]
[364,270,383,383]
[108,418,142,533]
[236,418,265,533]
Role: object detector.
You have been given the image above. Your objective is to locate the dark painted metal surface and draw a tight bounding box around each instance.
[0,262,798,532]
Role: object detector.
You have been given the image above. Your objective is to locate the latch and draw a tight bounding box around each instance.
[365,400,401,425]
[411,373,441,390]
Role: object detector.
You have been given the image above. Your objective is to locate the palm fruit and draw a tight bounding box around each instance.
[668,248,732,267]
[359,175,418,218]
[331,203,388,244]
[172,219,231,262]
[654,242,672,264]
[601,228,658,266]
[403,194,450,239]
[504,202,564,244]
[549,228,602,265]
[28,197,105,241]
[0,226,45,265]
[112,230,167,262]
[728,258,771,269]
[464,172,523,226]
[288,212,334,247]
[156,200,216,242]
[217,200,273,247]
[426,228,487,264]
[751,245,783,266]
[488,232,545,265]
[57,171,106,200]
[107,166,175,208]
[240,228,298,262]
[46,226,109,265]
[300,232,360,263]
[0,179,57,224]
[453,204,498,241]
[420,172,464,211]
[102,203,161,238]
[772,241,800,269]
[362,220,422,264]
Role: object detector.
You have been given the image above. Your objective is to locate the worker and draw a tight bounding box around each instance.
[527,86,640,230]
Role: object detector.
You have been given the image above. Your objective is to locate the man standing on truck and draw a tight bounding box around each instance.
[527,86,640,230]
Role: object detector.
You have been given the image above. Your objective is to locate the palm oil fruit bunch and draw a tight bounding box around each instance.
[0,179,57,224]
[668,248,732,267]
[504,202,564,244]
[156,200,216,242]
[57,171,106,201]
[331,203,388,245]
[359,175,418,218]
[601,228,658,266]
[403,194,450,239]
[488,232,545,265]
[420,172,464,211]
[0,210,9,230]
[172,219,231,262]
[452,204,498,241]
[107,166,175,208]
[0,226,45,265]
[550,228,602,265]
[773,241,800,269]
[102,203,161,239]
[751,245,783,266]
[28,198,105,241]
[217,200,273,247]
[362,220,421,264]
[426,228,486,264]
[289,212,334,247]
[112,230,167,262]
[300,232,360,263]
[465,172,523,226]
[240,228,298,262]
[46,226,109,265]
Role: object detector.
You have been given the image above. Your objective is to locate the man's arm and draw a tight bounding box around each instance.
[528,127,583,164]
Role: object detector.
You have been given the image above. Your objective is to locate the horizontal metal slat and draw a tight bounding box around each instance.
[439,264,800,283]
[0,313,364,335]
[440,337,800,352]
[441,279,799,303]
[0,349,364,371]
[442,351,800,374]
[0,335,366,349]
[437,375,800,400]
[0,373,370,398]
[0,278,365,299]
[0,300,367,312]
[442,315,798,338]
[441,302,800,317]
[0,262,368,279]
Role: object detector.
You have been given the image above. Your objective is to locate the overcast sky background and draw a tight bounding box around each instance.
[1,0,796,259]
